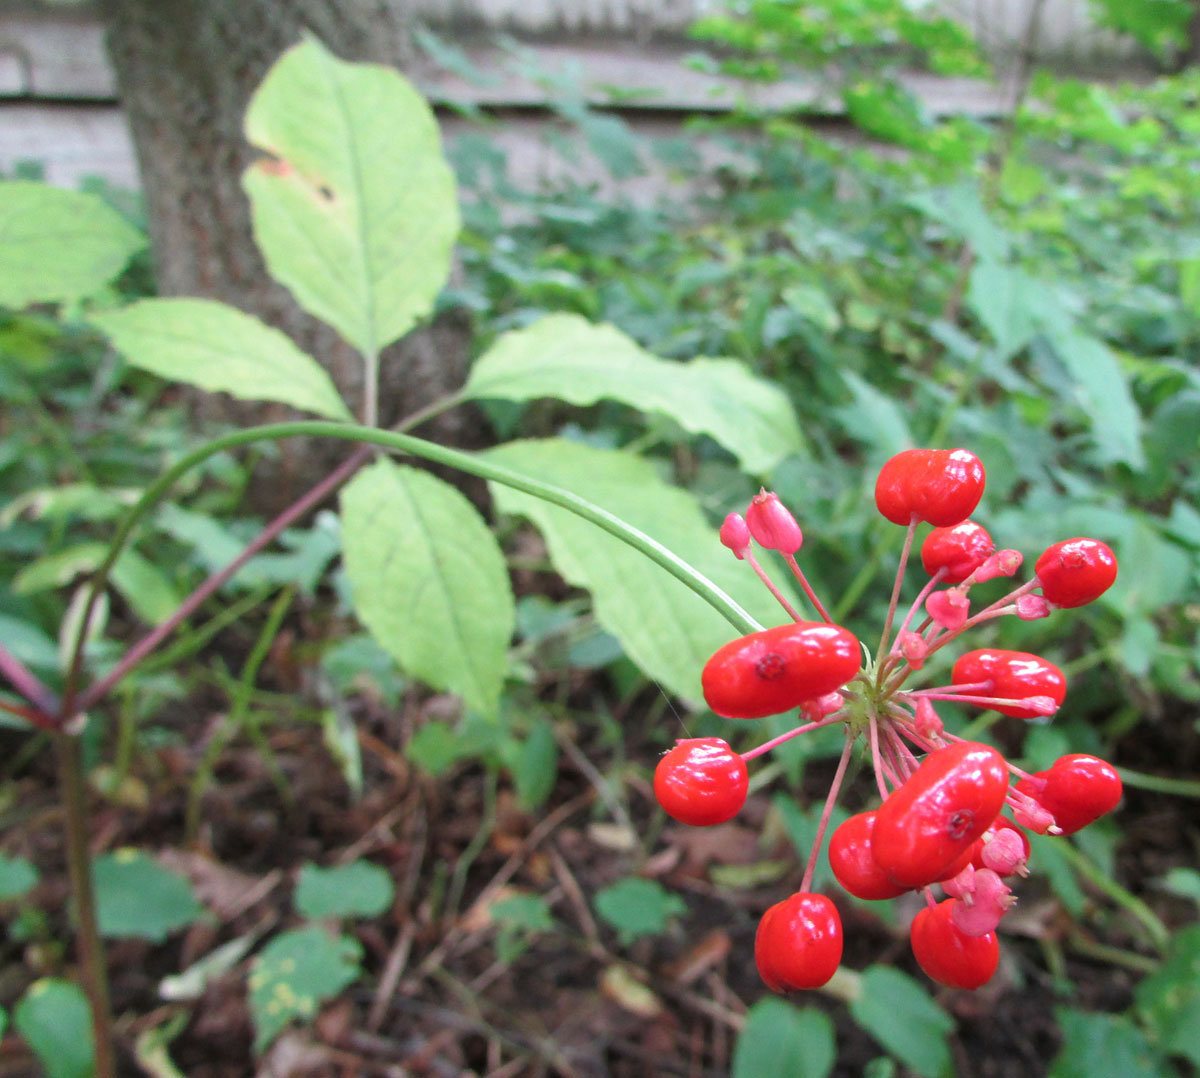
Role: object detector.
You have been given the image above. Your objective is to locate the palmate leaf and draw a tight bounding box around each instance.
[92,298,352,420]
[0,182,143,308]
[483,439,793,705]
[243,37,459,357]
[339,460,514,717]
[463,314,804,475]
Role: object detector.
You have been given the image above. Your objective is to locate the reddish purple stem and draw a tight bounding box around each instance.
[77,447,369,712]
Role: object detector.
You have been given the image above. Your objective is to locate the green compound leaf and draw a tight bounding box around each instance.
[1134,923,1200,1067]
[464,314,803,475]
[93,849,204,943]
[1049,1007,1163,1078]
[732,998,835,1078]
[850,966,954,1078]
[0,853,39,900]
[294,860,395,920]
[0,181,143,308]
[14,979,95,1078]
[594,877,685,946]
[483,439,789,705]
[248,926,362,1053]
[243,37,459,357]
[92,298,352,420]
[340,459,515,717]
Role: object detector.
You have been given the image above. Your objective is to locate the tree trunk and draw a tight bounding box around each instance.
[99,0,474,509]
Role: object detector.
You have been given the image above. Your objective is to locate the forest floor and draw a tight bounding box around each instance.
[0,667,1196,1078]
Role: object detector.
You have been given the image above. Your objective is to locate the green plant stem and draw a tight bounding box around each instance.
[1056,840,1170,952]
[69,421,761,712]
[1117,767,1200,799]
[54,732,117,1078]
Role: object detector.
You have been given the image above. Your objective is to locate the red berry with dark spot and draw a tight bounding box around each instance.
[874,448,986,528]
[921,520,995,584]
[701,622,861,720]
[754,892,843,991]
[654,738,748,827]
[911,899,1000,989]
[1035,538,1118,608]
[951,649,1067,720]
[1014,753,1122,835]
[871,742,1009,889]
[829,811,908,900]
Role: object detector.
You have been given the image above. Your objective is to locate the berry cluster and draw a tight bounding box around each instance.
[654,448,1122,992]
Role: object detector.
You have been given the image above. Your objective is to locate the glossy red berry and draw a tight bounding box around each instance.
[754,892,843,991]
[829,811,908,900]
[951,649,1067,720]
[921,520,994,584]
[654,738,748,827]
[874,448,986,528]
[745,490,803,553]
[701,622,861,720]
[1015,753,1122,835]
[911,899,1000,989]
[1035,538,1118,608]
[871,742,1009,889]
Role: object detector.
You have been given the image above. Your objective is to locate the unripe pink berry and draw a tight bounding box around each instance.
[951,869,1014,937]
[801,691,846,720]
[971,549,1023,583]
[981,828,1028,876]
[900,631,927,670]
[926,588,969,630]
[1016,594,1052,621]
[745,491,803,554]
[720,512,751,560]
[913,697,943,738]
[941,862,976,898]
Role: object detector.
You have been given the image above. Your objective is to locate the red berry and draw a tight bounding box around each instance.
[951,649,1067,720]
[754,892,843,991]
[829,811,908,900]
[701,622,861,720]
[921,521,995,584]
[911,899,1000,989]
[654,738,748,827]
[1035,538,1117,608]
[1014,753,1122,835]
[871,742,1009,889]
[874,448,986,528]
[745,490,803,553]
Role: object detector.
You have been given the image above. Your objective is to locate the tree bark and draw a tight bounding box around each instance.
[99,0,474,509]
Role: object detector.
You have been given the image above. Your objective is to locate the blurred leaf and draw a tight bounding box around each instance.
[248,926,362,1052]
[243,38,459,356]
[340,459,515,717]
[0,181,142,307]
[1134,924,1200,1067]
[594,877,685,945]
[94,849,204,942]
[14,979,95,1078]
[110,547,182,625]
[1027,834,1088,917]
[0,854,38,900]
[850,966,954,1078]
[1156,867,1200,906]
[1046,331,1145,469]
[1049,1007,1163,1078]
[836,371,913,459]
[465,314,804,474]
[732,999,835,1078]
[490,893,556,932]
[295,860,395,920]
[406,721,467,776]
[93,299,351,420]
[484,439,789,705]
[507,716,558,812]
